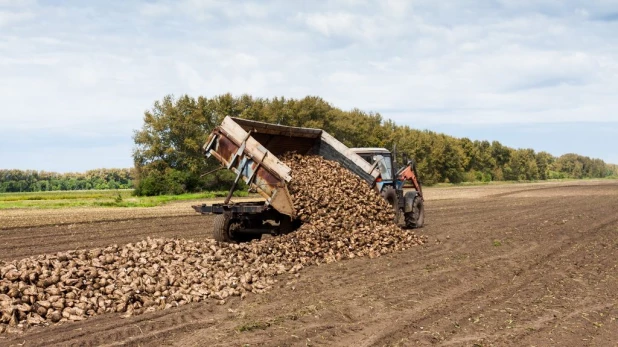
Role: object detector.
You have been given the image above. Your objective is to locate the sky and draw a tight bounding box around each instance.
[1,0,617,172]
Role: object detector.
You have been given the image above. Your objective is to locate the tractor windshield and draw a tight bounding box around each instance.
[375,155,393,181]
[355,150,393,182]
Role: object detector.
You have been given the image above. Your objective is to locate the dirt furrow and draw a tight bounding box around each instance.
[0,182,617,346]
[0,216,212,262]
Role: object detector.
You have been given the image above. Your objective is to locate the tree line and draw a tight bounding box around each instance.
[0,168,134,193]
[132,94,618,195]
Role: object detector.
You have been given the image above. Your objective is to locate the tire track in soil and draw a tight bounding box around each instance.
[364,192,618,346]
[180,191,598,347]
[1,183,617,346]
[319,200,570,346]
[189,186,618,347]
[0,215,214,262]
[1,302,220,347]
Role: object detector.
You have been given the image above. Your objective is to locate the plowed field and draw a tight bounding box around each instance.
[1,180,617,346]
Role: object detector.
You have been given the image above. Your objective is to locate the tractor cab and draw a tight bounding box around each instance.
[352,147,425,228]
[351,148,394,192]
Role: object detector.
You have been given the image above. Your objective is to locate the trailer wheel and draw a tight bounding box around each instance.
[213,214,260,243]
[405,196,425,228]
[213,214,233,242]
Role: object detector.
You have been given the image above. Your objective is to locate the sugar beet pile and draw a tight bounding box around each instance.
[0,155,423,333]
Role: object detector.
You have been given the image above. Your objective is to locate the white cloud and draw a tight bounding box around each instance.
[138,2,171,17]
[0,9,33,26]
[325,71,367,84]
[178,0,273,20]
[1,0,618,169]
[0,0,35,7]
[221,53,259,69]
[304,12,357,37]
[69,64,101,87]
[175,61,208,93]
[380,0,410,17]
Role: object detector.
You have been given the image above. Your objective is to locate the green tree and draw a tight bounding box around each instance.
[128,94,616,195]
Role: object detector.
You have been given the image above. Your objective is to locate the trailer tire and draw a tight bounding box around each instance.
[213,214,233,242]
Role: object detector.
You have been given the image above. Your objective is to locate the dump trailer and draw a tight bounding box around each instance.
[193,116,424,242]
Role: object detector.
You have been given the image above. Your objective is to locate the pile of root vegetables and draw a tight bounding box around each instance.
[0,155,423,333]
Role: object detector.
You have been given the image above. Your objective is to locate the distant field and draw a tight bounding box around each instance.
[0,189,248,209]
[429,177,617,188]
[1,178,613,209]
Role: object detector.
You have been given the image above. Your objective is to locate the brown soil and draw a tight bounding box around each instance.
[0,197,263,229]
[1,181,617,346]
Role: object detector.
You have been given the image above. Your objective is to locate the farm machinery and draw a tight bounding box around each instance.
[192,117,424,242]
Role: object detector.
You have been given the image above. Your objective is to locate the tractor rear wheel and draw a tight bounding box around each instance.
[405,197,425,228]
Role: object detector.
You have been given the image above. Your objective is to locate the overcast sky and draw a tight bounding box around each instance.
[1,0,617,172]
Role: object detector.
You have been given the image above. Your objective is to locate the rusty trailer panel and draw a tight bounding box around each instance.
[230,117,379,184]
[202,116,383,218]
[204,118,295,217]
[232,117,322,139]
